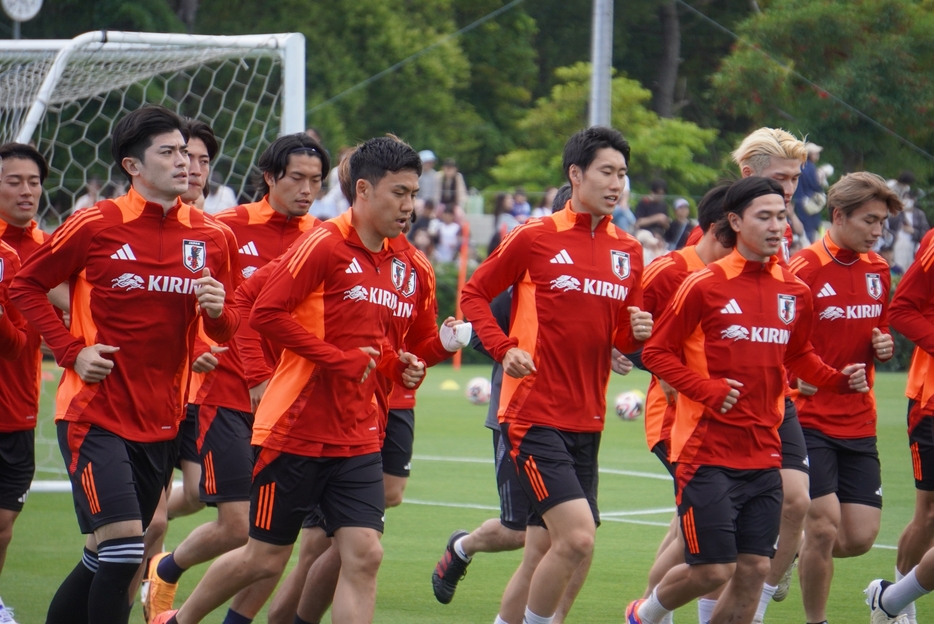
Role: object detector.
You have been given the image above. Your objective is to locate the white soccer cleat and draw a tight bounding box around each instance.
[0,605,19,624]
[865,579,911,624]
[772,559,796,602]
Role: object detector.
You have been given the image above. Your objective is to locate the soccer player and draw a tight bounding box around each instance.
[151,136,425,624]
[629,177,868,624]
[0,142,52,622]
[144,132,328,621]
[10,105,240,624]
[789,172,901,624]
[461,126,652,624]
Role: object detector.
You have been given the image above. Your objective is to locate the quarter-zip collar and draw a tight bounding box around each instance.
[123,186,183,220]
[332,209,411,265]
[720,248,783,280]
[822,232,863,265]
[553,201,611,232]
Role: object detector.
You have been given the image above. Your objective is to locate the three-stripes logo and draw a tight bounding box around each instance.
[203,451,217,496]
[522,456,550,502]
[817,283,837,298]
[345,257,363,274]
[110,243,136,260]
[239,241,260,256]
[549,249,574,264]
[81,463,101,515]
[682,507,700,555]
[720,299,743,314]
[255,482,275,530]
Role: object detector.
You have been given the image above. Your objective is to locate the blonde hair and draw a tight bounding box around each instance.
[828,171,903,219]
[732,127,807,174]
[338,146,357,204]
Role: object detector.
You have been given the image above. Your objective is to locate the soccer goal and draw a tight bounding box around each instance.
[0,30,305,231]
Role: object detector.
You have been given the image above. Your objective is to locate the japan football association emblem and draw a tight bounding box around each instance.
[391,258,407,291]
[866,273,882,300]
[402,267,417,298]
[778,294,796,325]
[611,250,631,280]
[182,239,206,273]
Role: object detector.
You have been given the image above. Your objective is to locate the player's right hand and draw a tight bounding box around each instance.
[359,346,380,383]
[249,379,269,413]
[659,379,678,404]
[720,378,743,414]
[842,363,869,393]
[399,350,426,388]
[503,347,536,379]
[797,378,818,396]
[192,346,228,373]
[74,344,119,383]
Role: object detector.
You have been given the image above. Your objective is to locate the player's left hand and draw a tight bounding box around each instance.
[399,350,425,388]
[195,268,226,319]
[842,363,869,393]
[797,378,818,396]
[659,379,678,404]
[611,349,633,375]
[872,328,894,360]
[440,317,472,352]
[629,307,653,341]
[249,379,269,413]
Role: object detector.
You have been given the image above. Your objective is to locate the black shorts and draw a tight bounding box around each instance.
[802,428,882,507]
[57,421,174,534]
[0,430,34,512]
[907,400,934,491]
[652,440,677,478]
[382,409,415,478]
[175,403,200,467]
[249,449,384,546]
[676,465,783,565]
[492,428,532,532]
[198,405,254,504]
[301,506,329,532]
[501,423,600,529]
[779,399,810,474]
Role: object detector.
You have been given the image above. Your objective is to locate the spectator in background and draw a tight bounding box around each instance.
[70,175,102,215]
[636,228,667,265]
[665,197,694,250]
[202,171,238,215]
[418,150,441,204]
[532,187,558,218]
[314,146,353,219]
[410,199,438,242]
[511,187,531,221]
[440,158,467,209]
[488,192,519,254]
[434,206,462,263]
[635,179,670,238]
[889,190,930,270]
[793,142,824,244]
[890,170,916,203]
[305,127,323,144]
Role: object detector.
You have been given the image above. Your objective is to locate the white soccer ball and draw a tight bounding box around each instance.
[465,377,492,405]
[615,390,645,421]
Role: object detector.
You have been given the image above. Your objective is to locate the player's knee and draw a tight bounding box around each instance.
[556,529,594,561]
[805,513,838,548]
[741,556,772,581]
[384,488,404,508]
[345,540,383,574]
[693,562,735,589]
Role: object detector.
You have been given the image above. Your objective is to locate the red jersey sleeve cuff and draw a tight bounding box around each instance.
[58,339,87,369]
[490,337,520,363]
[202,308,239,344]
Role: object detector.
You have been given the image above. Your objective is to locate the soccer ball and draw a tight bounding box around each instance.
[465,377,492,405]
[615,390,645,421]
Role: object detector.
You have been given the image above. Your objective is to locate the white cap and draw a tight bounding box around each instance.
[674,197,690,209]
[418,150,436,163]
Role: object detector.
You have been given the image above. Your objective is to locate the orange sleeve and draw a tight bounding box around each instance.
[234,262,276,387]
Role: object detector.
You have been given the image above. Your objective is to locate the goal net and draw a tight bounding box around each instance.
[0,31,304,485]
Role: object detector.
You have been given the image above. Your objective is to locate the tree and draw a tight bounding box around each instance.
[712,0,934,179]
[490,63,719,195]
[18,0,184,38]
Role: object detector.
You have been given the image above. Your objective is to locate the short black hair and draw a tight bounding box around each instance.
[898,170,916,186]
[350,136,422,192]
[715,177,784,248]
[185,119,218,161]
[111,105,188,182]
[697,184,730,233]
[253,133,331,197]
[562,126,631,183]
[0,142,49,183]
[552,184,572,212]
[651,179,667,194]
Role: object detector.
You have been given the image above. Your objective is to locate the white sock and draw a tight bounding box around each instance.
[494,616,509,624]
[896,567,918,620]
[637,587,671,624]
[756,583,777,620]
[523,607,554,624]
[883,567,931,616]
[697,597,717,624]
[454,536,471,562]
[660,611,674,624]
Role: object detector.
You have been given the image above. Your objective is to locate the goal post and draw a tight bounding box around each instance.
[0,30,305,230]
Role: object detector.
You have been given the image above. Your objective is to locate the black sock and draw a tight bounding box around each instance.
[293,616,316,624]
[87,536,145,624]
[46,549,97,624]
[221,608,253,624]
[156,551,186,584]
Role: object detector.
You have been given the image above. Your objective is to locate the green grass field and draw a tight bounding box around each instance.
[4,364,931,623]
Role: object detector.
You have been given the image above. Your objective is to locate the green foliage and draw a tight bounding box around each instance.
[489,63,720,194]
[19,0,184,37]
[712,0,934,180]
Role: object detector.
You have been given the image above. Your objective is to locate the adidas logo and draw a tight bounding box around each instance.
[817,283,837,298]
[549,249,574,264]
[110,244,137,260]
[345,257,363,274]
[720,299,742,314]
[239,241,259,256]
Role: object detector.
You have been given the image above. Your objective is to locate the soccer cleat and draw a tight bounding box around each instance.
[150,610,177,624]
[865,579,911,624]
[0,605,19,624]
[772,558,797,602]
[144,552,179,623]
[432,530,471,604]
[625,600,645,623]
